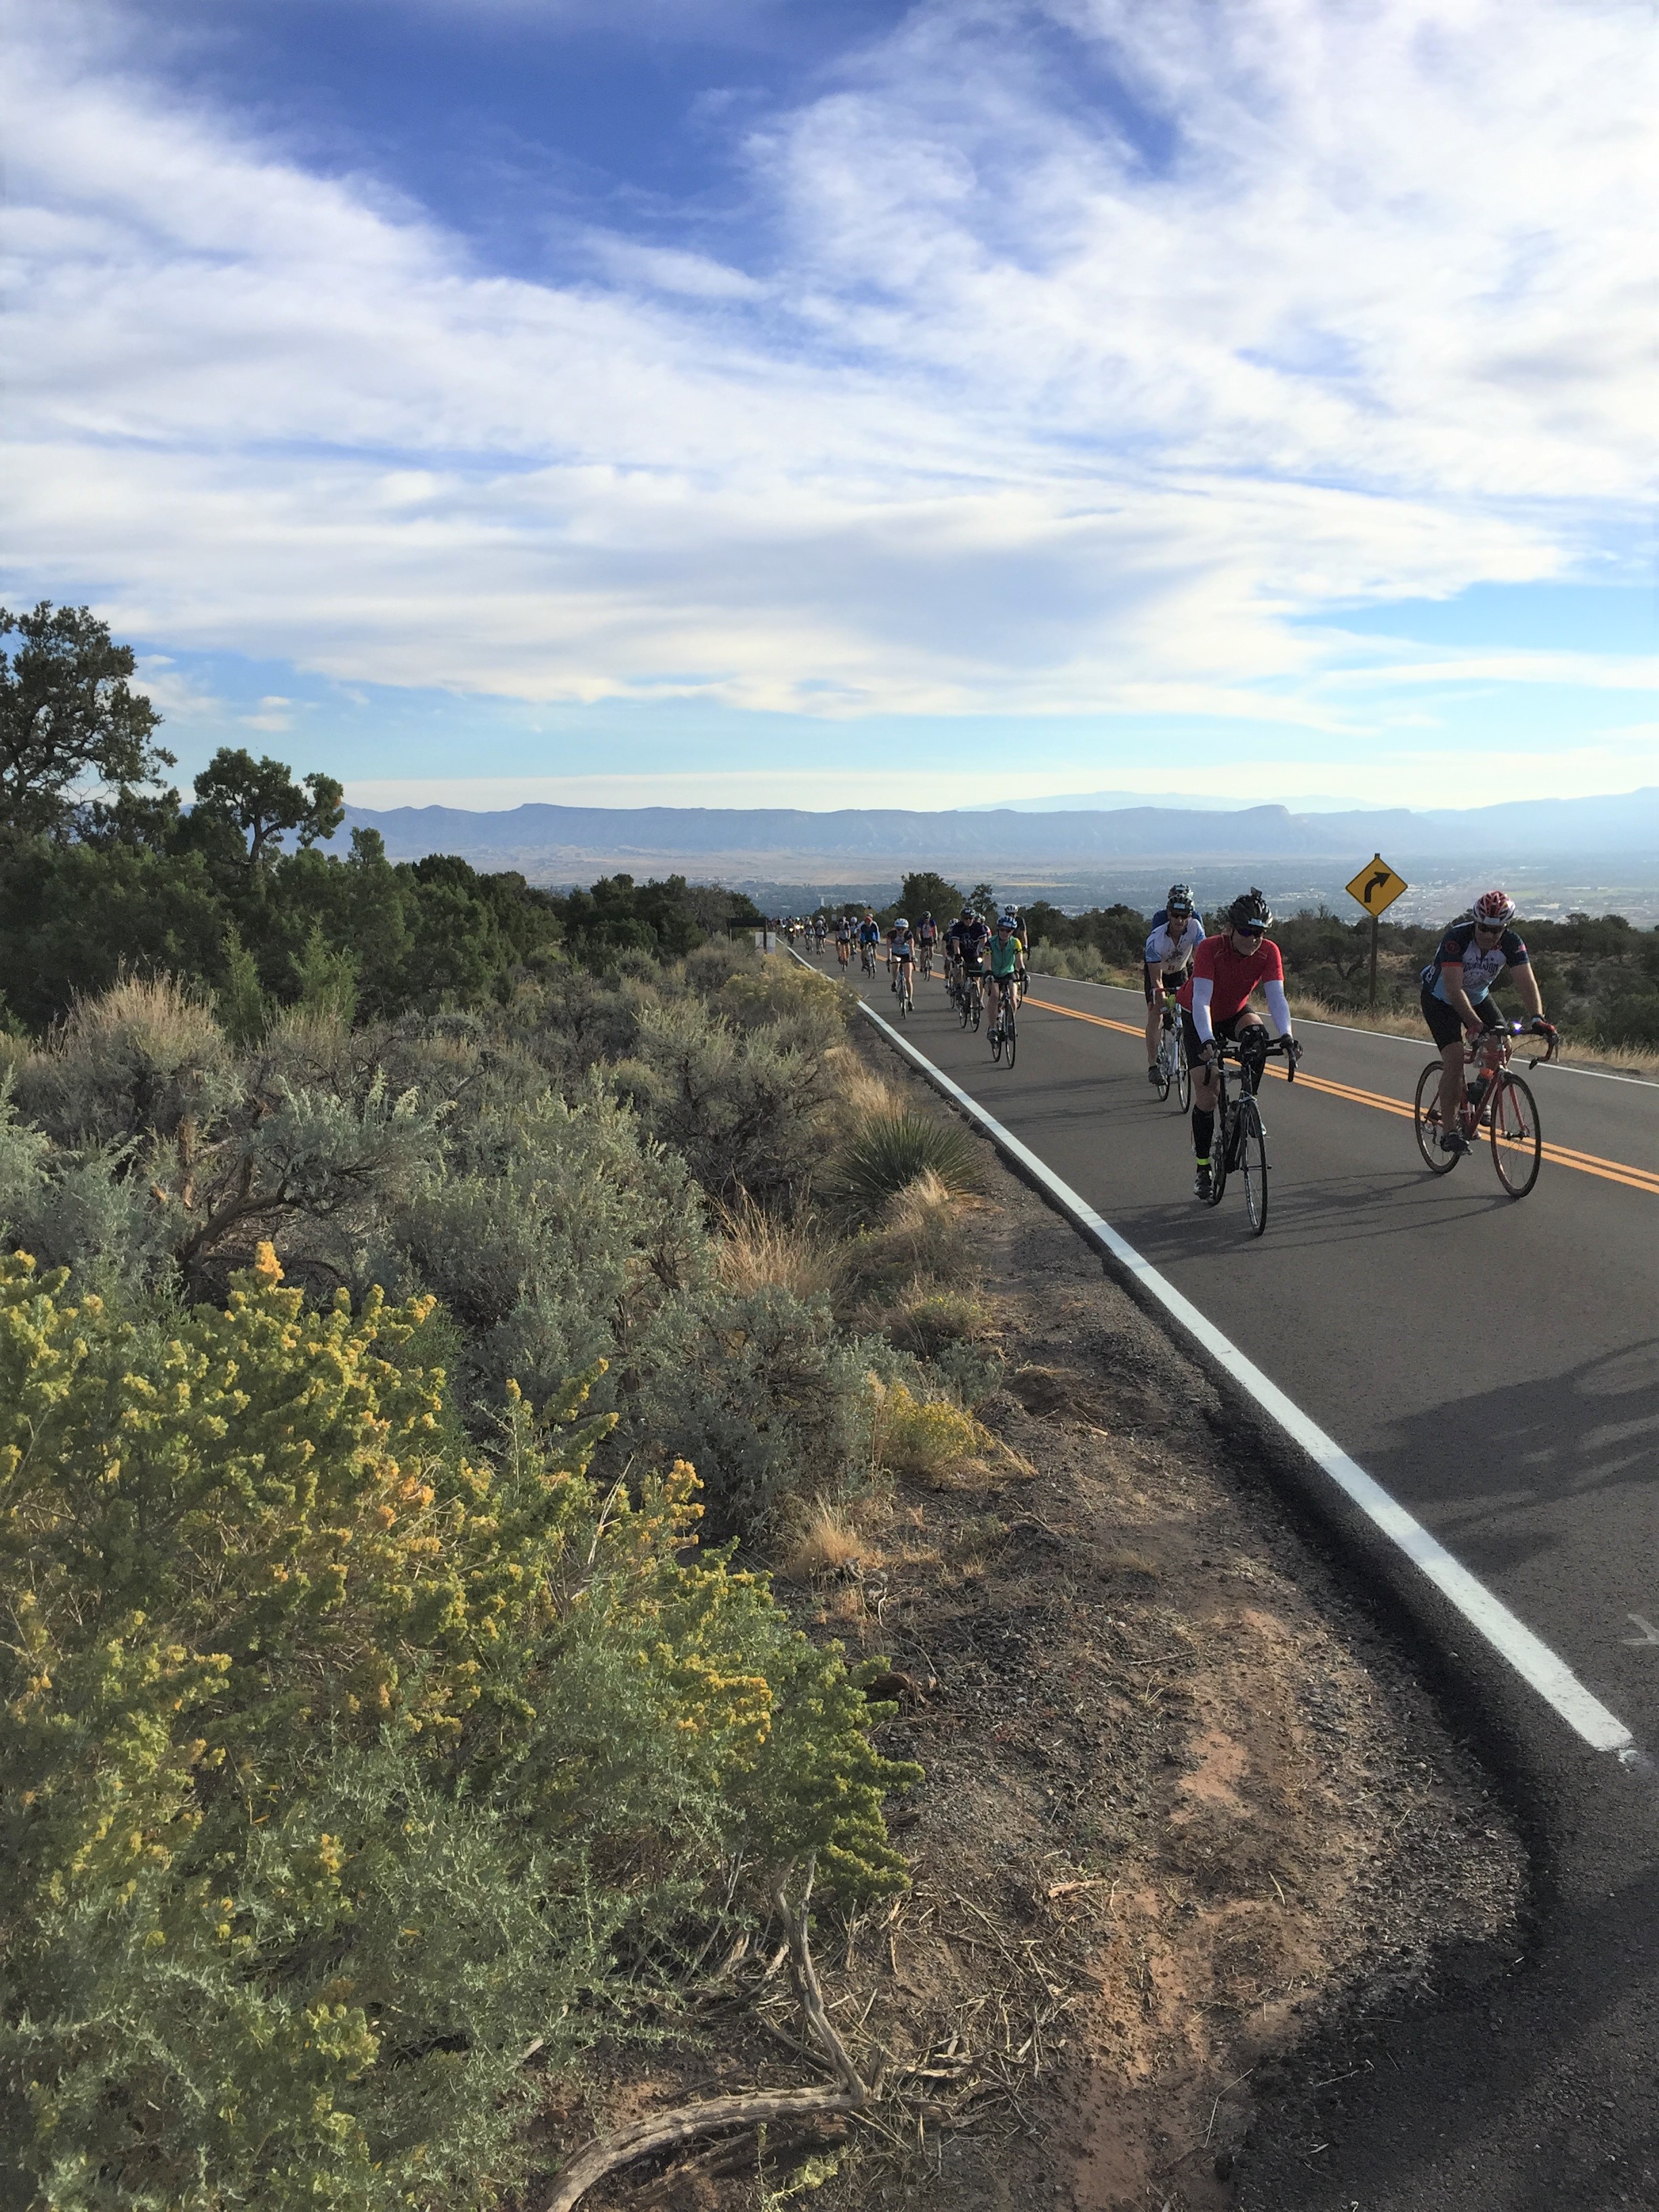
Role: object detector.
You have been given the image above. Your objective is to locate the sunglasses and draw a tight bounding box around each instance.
[1235,921,1267,936]
[1473,921,1506,934]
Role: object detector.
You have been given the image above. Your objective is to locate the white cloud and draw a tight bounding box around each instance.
[2,0,1651,734]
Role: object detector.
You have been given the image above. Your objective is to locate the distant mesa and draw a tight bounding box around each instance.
[342,788,1659,888]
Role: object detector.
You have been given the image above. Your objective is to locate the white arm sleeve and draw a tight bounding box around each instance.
[1191,975,1214,1042]
[1264,979,1292,1033]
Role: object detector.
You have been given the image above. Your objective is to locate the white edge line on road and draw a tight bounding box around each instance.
[1028,972,1659,1088]
[855,990,1637,1760]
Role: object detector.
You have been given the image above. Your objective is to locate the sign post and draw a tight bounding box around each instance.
[1345,855,1408,1007]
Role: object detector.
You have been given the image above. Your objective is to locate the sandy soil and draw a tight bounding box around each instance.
[554,1036,1527,2212]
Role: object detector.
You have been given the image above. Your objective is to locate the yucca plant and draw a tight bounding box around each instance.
[838,1112,981,1212]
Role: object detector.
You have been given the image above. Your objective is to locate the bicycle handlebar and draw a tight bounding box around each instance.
[1211,1033,1300,1082]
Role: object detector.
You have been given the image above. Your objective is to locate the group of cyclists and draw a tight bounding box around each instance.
[800,901,1030,1035]
[787,878,1559,1201]
[1137,880,1557,1198]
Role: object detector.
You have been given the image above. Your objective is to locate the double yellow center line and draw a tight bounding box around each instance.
[1019,993,1659,1199]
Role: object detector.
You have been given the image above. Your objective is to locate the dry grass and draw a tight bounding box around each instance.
[780,1497,884,1580]
[716,1199,842,1302]
[826,1050,905,1122]
[841,1171,983,1311]
[54,971,223,1070]
[20,972,228,1141]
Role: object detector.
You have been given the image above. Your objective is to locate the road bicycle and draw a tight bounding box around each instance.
[1202,1033,1298,1237]
[989,985,1017,1066]
[895,960,914,1019]
[919,939,934,980]
[836,938,851,970]
[958,970,983,1032]
[1153,1003,1191,1111]
[861,943,876,976]
[1413,1023,1558,1199]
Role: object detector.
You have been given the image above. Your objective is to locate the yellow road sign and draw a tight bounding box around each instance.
[1347,855,1408,916]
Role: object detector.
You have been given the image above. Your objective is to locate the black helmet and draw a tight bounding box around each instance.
[1166,881,1194,914]
[1227,887,1273,931]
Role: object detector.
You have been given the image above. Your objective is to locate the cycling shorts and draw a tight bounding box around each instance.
[1144,960,1193,1004]
[1179,1008,1265,1061]
[1421,983,1502,1052]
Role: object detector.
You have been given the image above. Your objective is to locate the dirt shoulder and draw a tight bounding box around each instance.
[571,1025,1526,2212]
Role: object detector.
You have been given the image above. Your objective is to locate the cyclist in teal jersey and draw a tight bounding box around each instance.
[987,913,1021,1031]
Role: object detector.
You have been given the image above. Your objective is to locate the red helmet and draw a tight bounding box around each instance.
[1471,888,1517,925]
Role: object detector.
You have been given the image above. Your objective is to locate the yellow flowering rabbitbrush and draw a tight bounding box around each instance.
[0,1248,918,2212]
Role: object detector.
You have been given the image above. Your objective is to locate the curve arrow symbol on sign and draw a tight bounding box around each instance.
[1363,869,1391,907]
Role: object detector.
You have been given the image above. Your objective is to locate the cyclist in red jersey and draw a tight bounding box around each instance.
[1179,888,1302,1200]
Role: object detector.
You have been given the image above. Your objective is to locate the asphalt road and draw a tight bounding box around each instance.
[823,941,1659,2209]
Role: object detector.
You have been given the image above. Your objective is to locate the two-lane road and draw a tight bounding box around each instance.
[827,944,1659,2207]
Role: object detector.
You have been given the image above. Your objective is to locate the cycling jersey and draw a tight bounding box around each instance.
[859,922,880,946]
[958,918,990,970]
[1420,920,1530,1006]
[918,918,937,942]
[1181,933,1290,1040]
[988,934,1020,981]
[1144,915,1205,973]
[890,932,914,962]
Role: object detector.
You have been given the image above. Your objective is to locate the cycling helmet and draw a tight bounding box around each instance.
[996,911,1016,928]
[1166,881,1194,914]
[1227,887,1273,931]
[895,918,909,931]
[1471,888,1517,926]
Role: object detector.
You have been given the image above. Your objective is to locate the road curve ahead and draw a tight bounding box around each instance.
[825,945,1659,2209]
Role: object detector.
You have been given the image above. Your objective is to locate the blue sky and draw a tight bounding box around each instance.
[3,0,1654,811]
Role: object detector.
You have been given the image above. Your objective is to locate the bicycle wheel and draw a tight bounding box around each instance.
[1237,1098,1269,1235]
[1174,1032,1192,1114]
[1414,1061,1460,1174]
[989,1010,1003,1061]
[1490,1073,1542,1197]
[1206,1101,1230,1206]
[971,986,981,1033]
[1004,1011,1017,1069]
[1154,1031,1172,1102]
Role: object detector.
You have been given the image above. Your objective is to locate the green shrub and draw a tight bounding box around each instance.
[629,1282,889,1535]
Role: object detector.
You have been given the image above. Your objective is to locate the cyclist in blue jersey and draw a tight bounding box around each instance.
[1421,890,1554,1153]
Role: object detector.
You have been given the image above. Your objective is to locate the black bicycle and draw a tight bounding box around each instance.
[989,984,1017,1066]
[958,970,983,1031]
[1202,1033,1298,1236]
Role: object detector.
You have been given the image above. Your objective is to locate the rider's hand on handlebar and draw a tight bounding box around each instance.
[1286,1036,1304,1062]
[1529,1016,1557,1038]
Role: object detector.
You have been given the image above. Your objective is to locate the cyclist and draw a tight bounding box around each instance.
[813,913,827,952]
[858,910,882,973]
[889,917,916,1003]
[1421,890,1554,1155]
[836,914,853,968]
[957,905,990,1017]
[917,909,937,977]
[1182,889,1300,1200]
[987,912,1021,1038]
[1143,882,1205,1085]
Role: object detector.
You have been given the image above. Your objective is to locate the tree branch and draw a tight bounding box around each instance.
[539,1859,866,2212]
